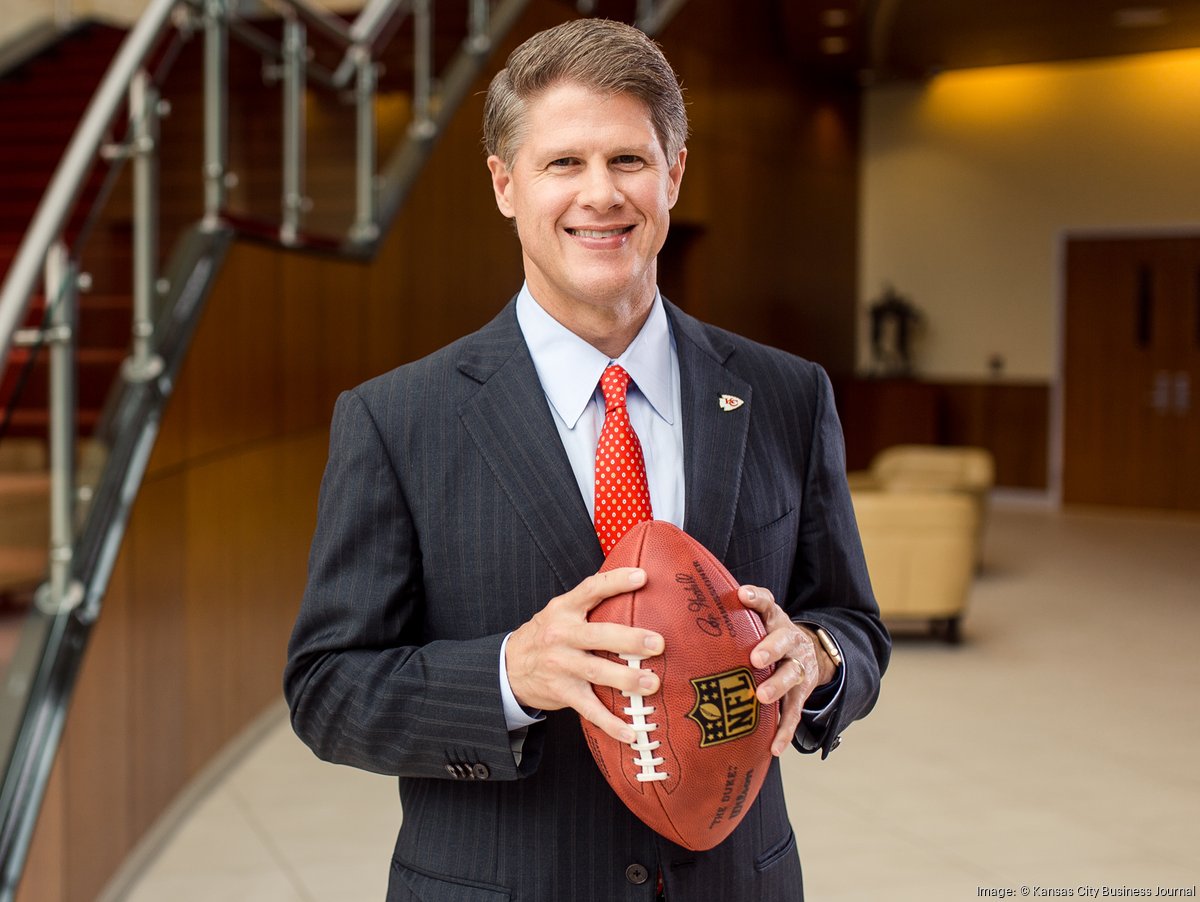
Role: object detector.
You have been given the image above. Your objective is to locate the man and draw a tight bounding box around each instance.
[285,18,889,902]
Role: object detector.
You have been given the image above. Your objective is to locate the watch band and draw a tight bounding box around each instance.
[814,627,843,669]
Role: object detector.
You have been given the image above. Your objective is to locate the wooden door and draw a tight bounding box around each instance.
[1063,236,1200,510]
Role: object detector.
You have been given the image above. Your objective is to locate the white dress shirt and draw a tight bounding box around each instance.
[515,285,685,527]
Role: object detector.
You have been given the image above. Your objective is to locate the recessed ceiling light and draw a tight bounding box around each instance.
[1113,6,1170,28]
[820,35,849,55]
[822,8,850,29]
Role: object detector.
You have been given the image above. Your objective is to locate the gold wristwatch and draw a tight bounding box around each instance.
[814,627,842,669]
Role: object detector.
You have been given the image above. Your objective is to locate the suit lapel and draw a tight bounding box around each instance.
[668,303,752,562]
[455,299,750,586]
[457,302,603,592]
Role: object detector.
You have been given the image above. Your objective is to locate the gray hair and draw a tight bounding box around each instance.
[483,18,688,167]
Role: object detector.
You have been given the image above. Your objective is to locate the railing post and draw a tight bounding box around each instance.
[281,16,308,246]
[635,0,688,34]
[203,0,229,228]
[410,0,436,140]
[350,46,379,243]
[468,0,491,54]
[125,69,166,383]
[41,243,82,614]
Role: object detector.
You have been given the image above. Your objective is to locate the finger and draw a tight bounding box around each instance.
[570,567,647,612]
[580,621,664,658]
[575,690,639,745]
[756,652,812,705]
[750,625,803,670]
[738,584,775,610]
[771,691,806,757]
[740,586,792,635]
[578,652,661,697]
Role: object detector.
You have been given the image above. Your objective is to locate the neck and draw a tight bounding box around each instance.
[580,307,651,359]
[526,284,656,359]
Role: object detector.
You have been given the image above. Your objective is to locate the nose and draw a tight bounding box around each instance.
[576,164,623,211]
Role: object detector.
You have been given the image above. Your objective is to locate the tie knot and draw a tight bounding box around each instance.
[599,364,631,411]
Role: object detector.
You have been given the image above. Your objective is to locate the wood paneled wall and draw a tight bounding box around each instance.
[14,2,861,898]
[655,6,861,373]
[835,378,1051,490]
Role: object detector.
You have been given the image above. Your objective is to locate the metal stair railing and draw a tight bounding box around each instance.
[0,0,688,894]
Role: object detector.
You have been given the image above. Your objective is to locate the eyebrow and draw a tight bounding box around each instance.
[536,143,657,160]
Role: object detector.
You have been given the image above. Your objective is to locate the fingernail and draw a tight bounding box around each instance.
[639,673,657,692]
[644,635,663,653]
[620,728,635,743]
[629,569,646,586]
[743,587,757,600]
[753,650,769,667]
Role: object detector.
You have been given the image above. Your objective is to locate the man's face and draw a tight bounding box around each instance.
[487,82,686,334]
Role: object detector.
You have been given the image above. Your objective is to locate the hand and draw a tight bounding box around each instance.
[739,585,837,757]
[505,567,665,745]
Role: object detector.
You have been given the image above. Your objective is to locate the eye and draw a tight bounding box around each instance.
[612,155,644,169]
[548,157,579,168]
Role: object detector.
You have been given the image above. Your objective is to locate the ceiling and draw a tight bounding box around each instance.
[775,0,1200,83]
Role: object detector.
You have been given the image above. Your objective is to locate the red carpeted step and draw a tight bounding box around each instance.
[1,347,125,411]
[2,20,133,440]
[17,294,133,349]
[0,408,101,439]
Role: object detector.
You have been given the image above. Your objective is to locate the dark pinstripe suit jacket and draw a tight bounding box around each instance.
[284,298,889,902]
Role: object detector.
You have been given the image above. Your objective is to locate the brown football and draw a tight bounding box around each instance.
[582,520,777,851]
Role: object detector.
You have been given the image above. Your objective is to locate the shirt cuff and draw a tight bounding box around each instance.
[794,621,845,752]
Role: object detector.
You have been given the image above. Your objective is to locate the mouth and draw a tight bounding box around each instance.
[565,226,635,239]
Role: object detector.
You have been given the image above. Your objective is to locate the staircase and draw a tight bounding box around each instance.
[0,22,130,439]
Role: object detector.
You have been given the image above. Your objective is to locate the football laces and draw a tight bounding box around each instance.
[619,654,668,782]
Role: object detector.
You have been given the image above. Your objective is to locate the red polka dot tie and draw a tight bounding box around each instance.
[594,364,653,555]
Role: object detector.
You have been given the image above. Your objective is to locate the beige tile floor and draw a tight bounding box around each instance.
[107,502,1200,901]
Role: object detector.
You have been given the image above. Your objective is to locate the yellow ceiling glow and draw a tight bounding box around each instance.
[918,47,1200,136]
[919,65,1064,132]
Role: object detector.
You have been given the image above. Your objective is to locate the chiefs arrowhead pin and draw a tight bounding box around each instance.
[718,394,744,412]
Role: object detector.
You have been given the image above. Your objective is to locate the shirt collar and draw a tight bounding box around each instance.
[516,283,675,429]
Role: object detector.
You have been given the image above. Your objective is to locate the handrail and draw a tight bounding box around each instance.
[0,0,424,372]
[0,0,180,377]
[269,0,355,48]
[350,0,410,47]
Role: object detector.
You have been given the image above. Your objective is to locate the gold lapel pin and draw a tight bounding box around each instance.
[718,394,744,412]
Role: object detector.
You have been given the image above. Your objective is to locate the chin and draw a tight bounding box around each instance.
[573,269,653,308]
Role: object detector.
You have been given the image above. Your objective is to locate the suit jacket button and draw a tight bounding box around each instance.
[832,734,843,750]
[625,864,649,885]
[472,763,490,780]
[444,764,458,778]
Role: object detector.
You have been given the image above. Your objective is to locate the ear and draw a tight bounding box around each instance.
[487,155,516,218]
[666,147,687,209]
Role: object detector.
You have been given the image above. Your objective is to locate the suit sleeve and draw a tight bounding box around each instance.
[283,389,538,781]
[785,366,891,758]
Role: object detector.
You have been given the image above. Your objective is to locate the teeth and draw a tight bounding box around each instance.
[571,228,627,238]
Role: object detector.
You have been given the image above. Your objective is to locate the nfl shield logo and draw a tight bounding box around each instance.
[687,668,760,747]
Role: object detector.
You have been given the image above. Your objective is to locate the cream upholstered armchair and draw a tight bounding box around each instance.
[850,489,979,643]
[847,444,995,568]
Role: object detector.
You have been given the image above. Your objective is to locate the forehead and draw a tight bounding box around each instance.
[517,82,660,156]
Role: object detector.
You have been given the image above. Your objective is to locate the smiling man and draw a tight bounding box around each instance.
[285,18,889,902]
[485,82,683,357]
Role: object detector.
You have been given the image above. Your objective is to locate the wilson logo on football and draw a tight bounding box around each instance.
[687,667,759,748]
